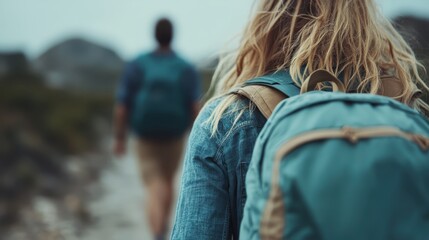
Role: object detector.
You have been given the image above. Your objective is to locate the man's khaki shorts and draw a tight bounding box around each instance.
[135,137,185,184]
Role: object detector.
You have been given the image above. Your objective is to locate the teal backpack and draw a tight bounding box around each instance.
[237,70,429,240]
[131,54,190,138]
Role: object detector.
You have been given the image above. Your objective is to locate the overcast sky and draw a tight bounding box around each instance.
[1,0,428,62]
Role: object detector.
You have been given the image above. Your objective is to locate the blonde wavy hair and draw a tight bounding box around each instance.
[207,0,428,134]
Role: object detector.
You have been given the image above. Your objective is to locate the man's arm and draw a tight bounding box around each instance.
[183,65,203,123]
[113,61,141,157]
[113,104,128,156]
[192,101,201,123]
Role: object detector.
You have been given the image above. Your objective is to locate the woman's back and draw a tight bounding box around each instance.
[172,0,429,239]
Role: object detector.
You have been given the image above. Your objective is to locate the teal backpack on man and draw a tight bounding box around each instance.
[237,70,429,240]
[130,53,191,138]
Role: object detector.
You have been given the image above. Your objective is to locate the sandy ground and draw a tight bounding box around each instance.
[3,141,183,240]
[81,148,182,240]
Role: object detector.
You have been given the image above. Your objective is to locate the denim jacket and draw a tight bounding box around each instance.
[171,96,266,240]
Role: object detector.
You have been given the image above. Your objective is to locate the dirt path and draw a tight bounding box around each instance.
[81,150,182,240]
[4,143,183,240]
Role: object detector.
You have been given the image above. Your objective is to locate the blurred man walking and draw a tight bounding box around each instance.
[113,18,201,240]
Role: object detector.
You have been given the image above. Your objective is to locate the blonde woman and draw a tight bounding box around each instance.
[171,0,428,239]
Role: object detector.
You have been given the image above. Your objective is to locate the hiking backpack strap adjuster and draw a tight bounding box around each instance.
[233,85,287,119]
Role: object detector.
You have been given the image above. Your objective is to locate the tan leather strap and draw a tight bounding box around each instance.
[301,70,346,94]
[302,70,421,106]
[233,85,287,119]
[236,72,419,120]
[378,75,422,105]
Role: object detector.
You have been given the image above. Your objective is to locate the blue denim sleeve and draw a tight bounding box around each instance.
[171,101,231,240]
[116,61,141,109]
[239,143,265,239]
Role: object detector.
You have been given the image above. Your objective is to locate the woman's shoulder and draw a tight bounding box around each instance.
[194,95,266,143]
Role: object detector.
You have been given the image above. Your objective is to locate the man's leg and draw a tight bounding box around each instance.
[137,138,183,240]
[146,176,170,239]
[136,140,165,239]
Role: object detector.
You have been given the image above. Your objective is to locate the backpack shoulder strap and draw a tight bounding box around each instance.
[378,75,422,105]
[234,85,287,119]
[231,71,299,119]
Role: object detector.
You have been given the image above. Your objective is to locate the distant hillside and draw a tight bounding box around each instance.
[394,15,429,61]
[34,38,124,93]
[0,52,28,77]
